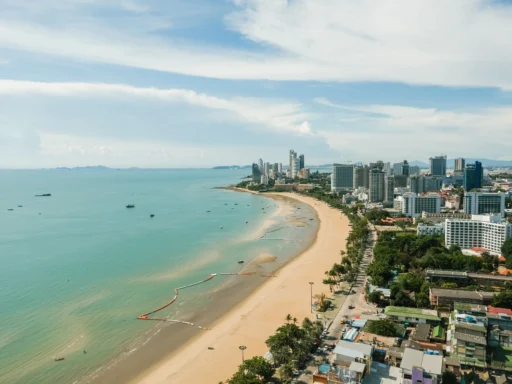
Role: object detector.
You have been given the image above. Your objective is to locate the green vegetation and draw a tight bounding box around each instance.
[367,290,384,306]
[491,291,512,309]
[225,357,275,384]
[441,371,458,384]
[503,238,512,269]
[491,346,512,369]
[365,209,389,224]
[365,319,400,337]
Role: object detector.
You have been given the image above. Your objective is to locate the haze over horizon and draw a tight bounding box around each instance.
[1,0,512,168]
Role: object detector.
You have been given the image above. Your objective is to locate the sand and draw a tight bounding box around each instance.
[135,193,349,384]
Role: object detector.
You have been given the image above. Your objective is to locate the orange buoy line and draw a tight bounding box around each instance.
[137,271,277,329]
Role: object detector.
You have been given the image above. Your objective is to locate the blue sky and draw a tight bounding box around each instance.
[1,0,512,168]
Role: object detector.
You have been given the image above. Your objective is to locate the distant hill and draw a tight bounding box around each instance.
[55,165,111,170]
[447,158,512,168]
[212,165,251,170]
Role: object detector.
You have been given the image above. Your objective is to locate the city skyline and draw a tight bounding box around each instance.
[1,1,512,168]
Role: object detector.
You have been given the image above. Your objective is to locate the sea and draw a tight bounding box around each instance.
[0,169,318,384]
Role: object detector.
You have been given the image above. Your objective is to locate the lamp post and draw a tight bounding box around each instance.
[239,345,247,364]
[309,281,314,313]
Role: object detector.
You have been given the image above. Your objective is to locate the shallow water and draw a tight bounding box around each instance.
[0,169,317,383]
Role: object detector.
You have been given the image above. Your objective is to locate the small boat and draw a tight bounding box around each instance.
[18,205,23,208]
[208,347,214,350]
[220,226,223,229]
[150,214,155,218]
[7,208,14,211]
[238,260,244,264]
[234,203,238,205]
[206,210,211,213]
[245,221,248,224]
[224,203,228,205]
[126,204,135,208]
[54,357,65,362]
[35,193,51,197]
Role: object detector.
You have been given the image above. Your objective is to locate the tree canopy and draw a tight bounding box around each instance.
[492,291,512,310]
[366,319,399,337]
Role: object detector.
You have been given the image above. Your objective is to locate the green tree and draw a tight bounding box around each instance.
[277,363,294,383]
[366,319,398,337]
[226,372,262,384]
[238,357,275,382]
[502,238,512,268]
[491,291,512,309]
[392,291,415,307]
[441,371,458,384]
[367,291,383,306]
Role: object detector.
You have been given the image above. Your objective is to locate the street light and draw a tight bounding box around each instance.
[309,282,314,313]
[239,345,247,364]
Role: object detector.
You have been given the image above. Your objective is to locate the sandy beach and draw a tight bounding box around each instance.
[136,192,349,384]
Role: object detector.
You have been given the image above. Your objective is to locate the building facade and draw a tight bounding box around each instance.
[252,163,261,182]
[409,175,426,194]
[424,176,442,192]
[445,214,512,254]
[332,164,355,192]
[464,161,483,191]
[393,174,408,188]
[353,166,365,189]
[291,157,300,179]
[369,169,385,202]
[409,165,421,176]
[464,192,506,217]
[454,158,466,175]
[384,175,395,204]
[417,223,445,236]
[429,155,447,177]
[299,154,305,170]
[394,192,441,218]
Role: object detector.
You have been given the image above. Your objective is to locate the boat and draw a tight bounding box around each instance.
[206,210,210,213]
[18,205,23,208]
[54,357,65,362]
[126,204,135,208]
[35,193,51,197]
[234,203,238,205]
[220,226,223,229]
[7,208,13,211]
[245,221,248,224]
[238,260,244,264]
[150,214,155,218]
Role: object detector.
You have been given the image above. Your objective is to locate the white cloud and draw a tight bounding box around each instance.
[0,79,311,134]
[1,0,512,88]
[316,98,512,161]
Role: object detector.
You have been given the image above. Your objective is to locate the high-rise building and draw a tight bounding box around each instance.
[298,168,310,179]
[252,163,261,182]
[362,165,370,188]
[264,162,270,176]
[445,214,512,254]
[454,158,465,175]
[291,157,300,178]
[464,161,483,191]
[464,192,506,217]
[429,155,447,176]
[393,174,408,188]
[408,175,425,194]
[409,166,421,176]
[392,163,402,175]
[384,175,395,204]
[299,154,305,170]
[289,150,297,177]
[278,163,283,173]
[273,163,279,172]
[260,174,268,185]
[383,162,392,176]
[258,158,263,172]
[394,192,441,218]
[353,166,365,189]
[331,164,355,192]
[269,169,276,180]
[369,169,385,202]
[369,161,385,171]
[424,176,442,192]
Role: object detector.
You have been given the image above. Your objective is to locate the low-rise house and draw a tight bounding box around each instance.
[411,324,431,342]
[426,269,512,287]
[384,306,441,325]
[443,357,461,375]
[313,362,366,384]
[431,325,446,343]
[487,306,512,347]
[454,302,488,317]
[448,311,487,368]
[400,348,444,384]
[333,340,373,371]
[417,223,444,236]
[429,288,495,309]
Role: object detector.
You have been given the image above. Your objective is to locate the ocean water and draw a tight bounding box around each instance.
[0,169,317,384]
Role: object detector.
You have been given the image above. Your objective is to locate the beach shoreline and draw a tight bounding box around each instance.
[134,192,349,384]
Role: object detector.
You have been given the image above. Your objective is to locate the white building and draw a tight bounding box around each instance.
[332,164,354,192]
[417,223,445,236]
[268,169,276,180]
[298,168,310,179]
[291,157,300,179]
[445,214,512,254]
[260,174,268,185]
[394,192,441,218]
[277,163,282,173]
[464,192,506,217]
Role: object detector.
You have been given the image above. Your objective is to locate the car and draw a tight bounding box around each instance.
[348,305,355,309]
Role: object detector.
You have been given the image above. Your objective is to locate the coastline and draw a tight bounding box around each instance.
[135,192,349,384]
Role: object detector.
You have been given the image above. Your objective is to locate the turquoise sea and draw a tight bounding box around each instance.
[0,169,317,383]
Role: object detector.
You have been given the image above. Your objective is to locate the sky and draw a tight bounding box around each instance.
[1,0,512,168]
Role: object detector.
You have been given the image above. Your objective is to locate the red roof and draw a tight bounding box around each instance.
[488,306,512,316]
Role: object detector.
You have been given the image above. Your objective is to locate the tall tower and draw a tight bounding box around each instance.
[429,155,447,176]
[369,169,385,202]
[299,154,305,170]
[289,150,296,176]
[258,158,263,172]
[454,158,465,175]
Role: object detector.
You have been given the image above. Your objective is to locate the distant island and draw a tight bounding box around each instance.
[55,165,112,171]
[212,165,251,170]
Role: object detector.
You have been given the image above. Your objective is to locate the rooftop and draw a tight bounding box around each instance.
[467,273,512,281]
[454,302,488,312]
[334,340,373,360]
[454,332,487,345]
[412,324,431,341]
[385,306,440,321]
[454,322,487,335]
[432,325,446,339]
[426,269,468,278]
[430,288,495,300]
[488,306,512,316]
[400,348,443,376]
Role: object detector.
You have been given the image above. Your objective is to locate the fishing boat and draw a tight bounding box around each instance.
[238,260,244,264]
[54,357,64,362]
[18,205,23,208]
[150,214,155,218]
[126,204,135,208]
[7,208,13,211]
[206,210,211,212]
[220,226,223,229]
[35,193,51,197]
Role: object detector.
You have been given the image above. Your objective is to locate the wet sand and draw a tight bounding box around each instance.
[135,192,349,384]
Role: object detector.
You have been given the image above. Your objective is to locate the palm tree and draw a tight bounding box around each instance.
[293,317,297,325]
[285,314,292,324]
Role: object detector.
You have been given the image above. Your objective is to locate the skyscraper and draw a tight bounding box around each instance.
[383,162,392,176]
[384,175,395,204]
[278,163,283,173]
[273,163,279,172]
[429,155,447,176]
[331,164,354,192]
[454,158,465,175]
[400,160,410,176]
[464,192,506,217]
[264,162,270,176]
[353,166,365,189]
[408,175,426,194]
[393,174,408,188]
[258,158,263,172]
[369,161,385,171]
[464,161,483,191]
[369,169,385,202]
[252,163,261,182]
[291,157,300,178]
[299,154,305,170]
[409,166,421,176]
[289,150,296,177]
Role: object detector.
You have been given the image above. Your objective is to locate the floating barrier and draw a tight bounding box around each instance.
[137,272,276,328]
